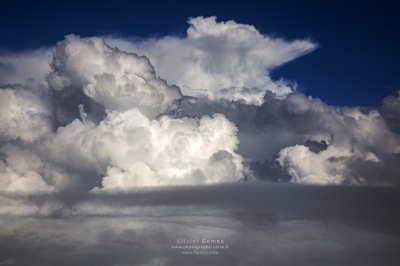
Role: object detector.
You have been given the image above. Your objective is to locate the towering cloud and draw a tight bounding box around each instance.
[105,16,318,104]
[1,17,400,188]
[38,108,243,190]
[0,16,399,194]
[0,32,245,194]
[47,34,183,119]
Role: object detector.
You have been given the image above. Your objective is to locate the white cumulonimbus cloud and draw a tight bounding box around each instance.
[0,32,245,194]
[46,34,183,118]
[105,16,318,104]
[38,108,243,190]
[1,16,399,193]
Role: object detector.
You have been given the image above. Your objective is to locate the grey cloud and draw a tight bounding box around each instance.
[380,92,400,133]
[0,60,15,79]
[82,183,400,235]
[269,93,400,185]
[0,48,51,86]
[304,139,328,153]
[50,84,106,127]
[344,154,400,186]
[249,156,291,182]
[0,183,399,266]
[177,91,400,186]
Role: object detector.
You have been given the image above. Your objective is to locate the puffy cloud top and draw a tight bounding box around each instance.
[0,31,249,194]
[1,16,399,194]
[46,34,182,118]
[37,109,243,190]
[105,16,317,104]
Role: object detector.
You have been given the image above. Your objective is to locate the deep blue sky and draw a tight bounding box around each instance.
[1,0,399,107]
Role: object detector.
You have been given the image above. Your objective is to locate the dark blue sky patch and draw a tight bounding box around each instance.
[1,0,400,106]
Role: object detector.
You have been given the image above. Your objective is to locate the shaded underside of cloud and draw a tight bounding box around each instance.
[0,183,399,266]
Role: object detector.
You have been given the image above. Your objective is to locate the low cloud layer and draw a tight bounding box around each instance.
[0,184,399,266]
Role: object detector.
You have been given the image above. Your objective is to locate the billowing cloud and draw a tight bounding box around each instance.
[248,92,400,185]
[0,144,55,195]
[173,90,400,186]
[38,108,243,190]
[105,16,317,104]
[0,33,244,194]
[1,17,399,193]
[0,85,52,142]
[47,34,182,119]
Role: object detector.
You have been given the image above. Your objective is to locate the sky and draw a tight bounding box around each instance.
[0,0,400,265]
[1,0,400,106]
